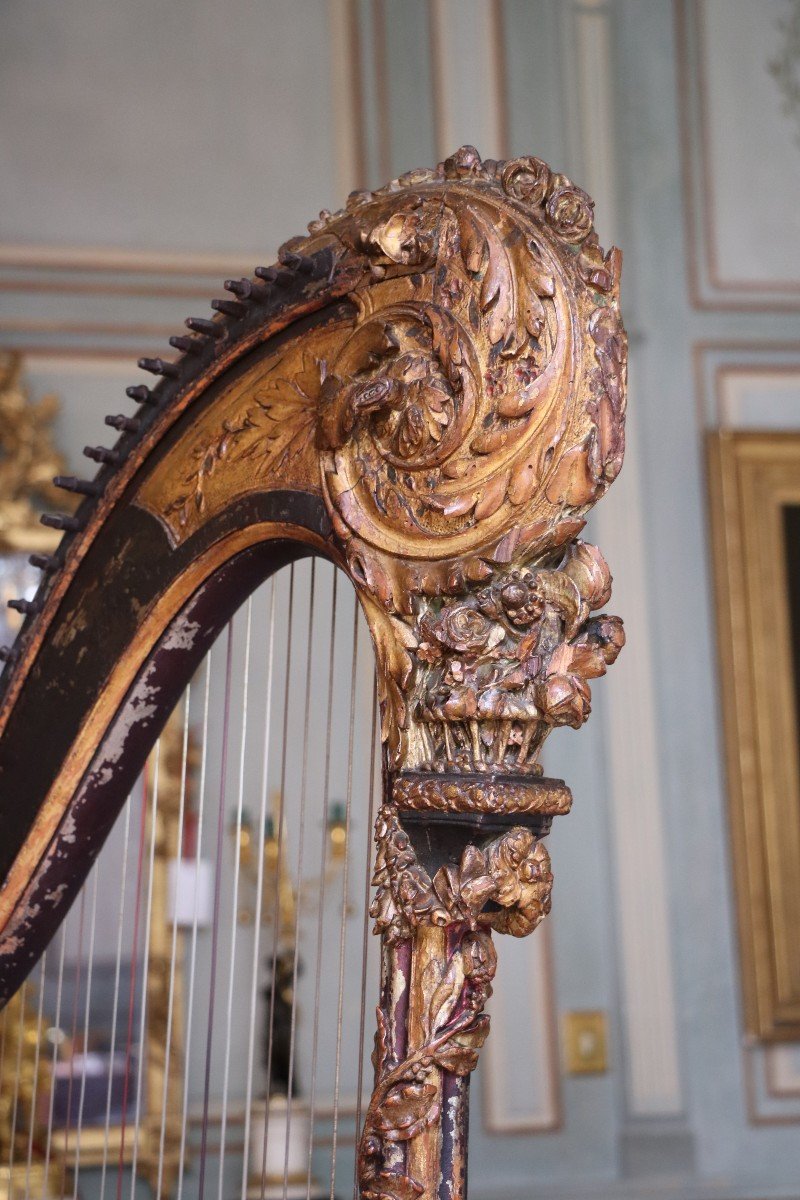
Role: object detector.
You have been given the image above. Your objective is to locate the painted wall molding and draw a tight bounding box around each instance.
[677,0,800,312]
[565,0,685,1119]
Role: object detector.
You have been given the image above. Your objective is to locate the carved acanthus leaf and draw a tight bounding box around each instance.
[162,352,325,533]
[308,146,627,773]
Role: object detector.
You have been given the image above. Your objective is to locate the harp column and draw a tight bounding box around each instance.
[360,778,571,1200]
[311,147,628,1200]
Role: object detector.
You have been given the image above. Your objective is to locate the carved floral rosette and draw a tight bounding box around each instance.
[308,145,627,775]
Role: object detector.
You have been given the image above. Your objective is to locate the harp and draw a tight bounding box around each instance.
[0,146,626,1200]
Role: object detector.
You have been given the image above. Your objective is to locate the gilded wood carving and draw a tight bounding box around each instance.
[135,146,626,779]
[0,147,626,1200]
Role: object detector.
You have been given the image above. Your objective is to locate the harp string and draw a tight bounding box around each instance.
[241,578,278,1200]
[98,787,134,1200]
[71,861,100,1197]
[155,681,193,1200]
[280,558,318,1192]
[218,597,254,1200]
[60,880,86,1192]
[259,563,296,1197]
[197,621,235,1200]
[352,682,380,1200]
[41,890,68,1200]
[176,651,214,1200]
[329,598,361,1200]
[129,739,162,1200]
[0,993,10,1165]
[23,950,48,1198]
[115,773,149,1200]
[303,570,339,1198]
[7,979,27,1184]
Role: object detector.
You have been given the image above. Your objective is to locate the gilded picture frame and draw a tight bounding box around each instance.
[708,431,800,1041]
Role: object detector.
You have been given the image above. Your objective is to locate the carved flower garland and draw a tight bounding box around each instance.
[370,805,554,945]
[412,541,624,773]
[359,924,497,1200]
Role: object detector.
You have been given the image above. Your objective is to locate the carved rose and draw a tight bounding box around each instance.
[436,605,497,655]
[545,175,594,243]
[443,144,483,178]
[590,614,626,663]
[462,930,497,985]
[501,156,551,207]
[539,673,591,727]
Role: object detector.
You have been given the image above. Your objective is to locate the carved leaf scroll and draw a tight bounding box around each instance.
[307,146,628,774]
[359,927,498,1200]
[135,145,626,776]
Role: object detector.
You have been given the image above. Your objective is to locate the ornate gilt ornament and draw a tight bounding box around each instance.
[136,145,626,778]
[371,806,553,944]
[0,147,626,1200]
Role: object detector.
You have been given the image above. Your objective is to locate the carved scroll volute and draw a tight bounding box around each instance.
[302,147,626,1200]
[309,145,627,776]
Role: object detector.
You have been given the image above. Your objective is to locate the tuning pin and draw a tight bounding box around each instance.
[224,278,252,299]
[280,250,314,275]
[185,317,224,339]
[211,298,245,318]
[41,513,83,533]
[169,334,203,355]
[53,475,102,497]
[226,276,271,303]
[105,414,141,434]
[0,646,19,664]
[8,597,42,615]
[254,266,278,283]
[84,445,121,465]
[29,553,58,572]
[126,384,158,405]
[138,357,180,378]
